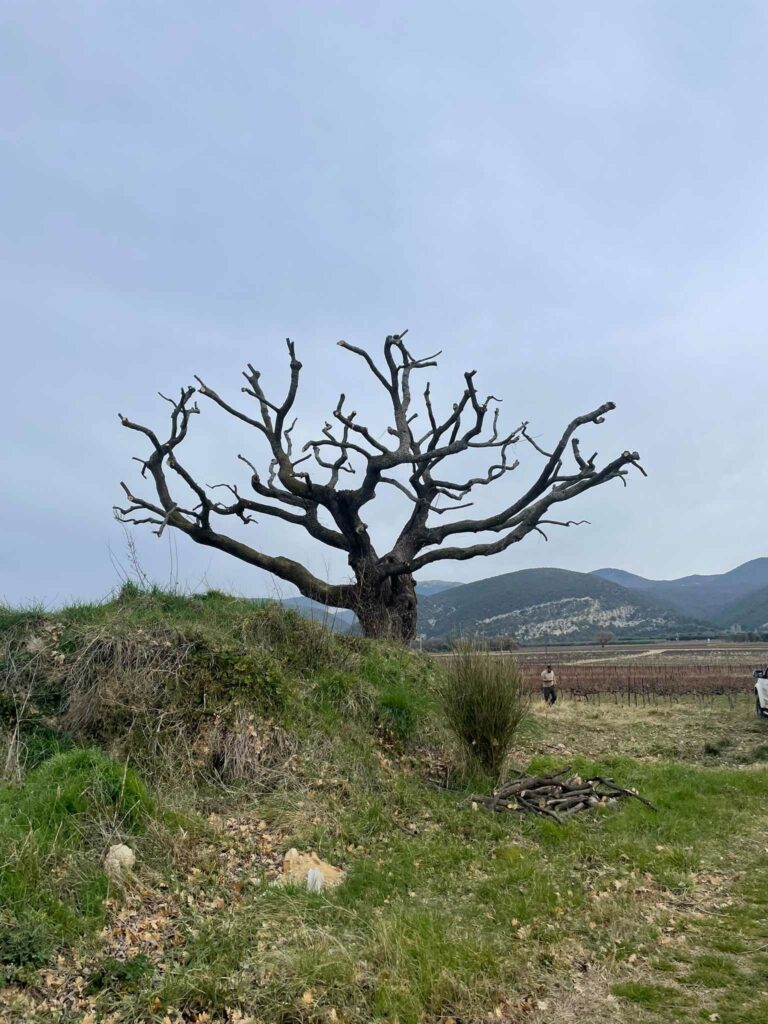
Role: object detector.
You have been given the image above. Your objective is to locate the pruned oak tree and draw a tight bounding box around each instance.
[115,334,645,643]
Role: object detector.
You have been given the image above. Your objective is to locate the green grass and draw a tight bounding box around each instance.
[0,748,158,975]
[686,953,744,988]
[2,591,768,1022]
[638,854,768,1024]
[611,980,690,1010]
[88,752,763,1023]
[85,952,154,994]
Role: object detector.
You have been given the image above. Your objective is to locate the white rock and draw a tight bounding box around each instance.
[104,843,136,876]
[306,867,325,892]
[277,848,345,889]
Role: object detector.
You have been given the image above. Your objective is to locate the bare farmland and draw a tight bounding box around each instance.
[433,641,768,705]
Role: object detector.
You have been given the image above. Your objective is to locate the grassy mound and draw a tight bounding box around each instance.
[0,588,444,996]
[2,589,768,1023]
[1,585,438,784]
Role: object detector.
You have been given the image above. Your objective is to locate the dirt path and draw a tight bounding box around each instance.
[570,648,668,665]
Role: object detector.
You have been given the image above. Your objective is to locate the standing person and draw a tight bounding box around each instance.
[541,664,557,705]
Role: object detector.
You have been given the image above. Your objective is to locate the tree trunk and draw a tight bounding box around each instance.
[354,572,418,643]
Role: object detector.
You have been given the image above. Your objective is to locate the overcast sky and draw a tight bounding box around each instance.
[2,1,767,606]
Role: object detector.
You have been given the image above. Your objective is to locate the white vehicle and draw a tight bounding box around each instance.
[754,667,768,718]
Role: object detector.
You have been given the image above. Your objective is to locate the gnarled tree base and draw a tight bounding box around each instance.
[354,573,418,643]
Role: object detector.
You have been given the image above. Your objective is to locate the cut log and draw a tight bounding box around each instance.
[470,771,655,824]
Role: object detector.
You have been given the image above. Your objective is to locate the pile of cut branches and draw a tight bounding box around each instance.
[471,767,657,823]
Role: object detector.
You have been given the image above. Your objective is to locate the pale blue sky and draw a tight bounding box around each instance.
[2,1,767,605]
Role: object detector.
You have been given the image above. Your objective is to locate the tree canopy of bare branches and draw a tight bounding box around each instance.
[115,334,645,642]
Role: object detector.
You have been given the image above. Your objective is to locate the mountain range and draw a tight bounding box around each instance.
[592,559,768,624]
[417,568,710,643]
[279,559,768,643]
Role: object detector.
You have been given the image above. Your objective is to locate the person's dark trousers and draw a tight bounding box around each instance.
[543,686,557,705]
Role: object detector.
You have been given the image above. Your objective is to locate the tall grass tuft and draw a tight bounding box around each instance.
[438,642,529,779]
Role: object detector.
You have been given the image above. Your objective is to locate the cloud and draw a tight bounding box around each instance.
[2,1,766,603]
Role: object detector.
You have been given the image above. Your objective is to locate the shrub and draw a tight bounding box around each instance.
[438,642,529,778]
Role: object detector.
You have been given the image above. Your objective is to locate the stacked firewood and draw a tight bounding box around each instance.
[471,767,656,823]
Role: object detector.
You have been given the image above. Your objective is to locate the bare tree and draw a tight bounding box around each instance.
[115,334,645,642]
[594,630,616,648]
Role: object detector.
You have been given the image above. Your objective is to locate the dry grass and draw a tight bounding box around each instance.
[0,591,385,786]
[521,693,768,765]
[5,697,766,1024]
[198,709,297,786]
[3,596,768,1023]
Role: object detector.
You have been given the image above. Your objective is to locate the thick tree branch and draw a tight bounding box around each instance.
[400,450,644,572]
[116,386,352,596]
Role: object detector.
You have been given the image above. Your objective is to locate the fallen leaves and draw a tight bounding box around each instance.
[1,808,287,1023]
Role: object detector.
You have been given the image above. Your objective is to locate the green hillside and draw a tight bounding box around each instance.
[593,558,768,621]
[716,583,768,630]
[418,567,709,642]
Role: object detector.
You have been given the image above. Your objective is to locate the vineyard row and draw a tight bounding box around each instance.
[518,662,755,704]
